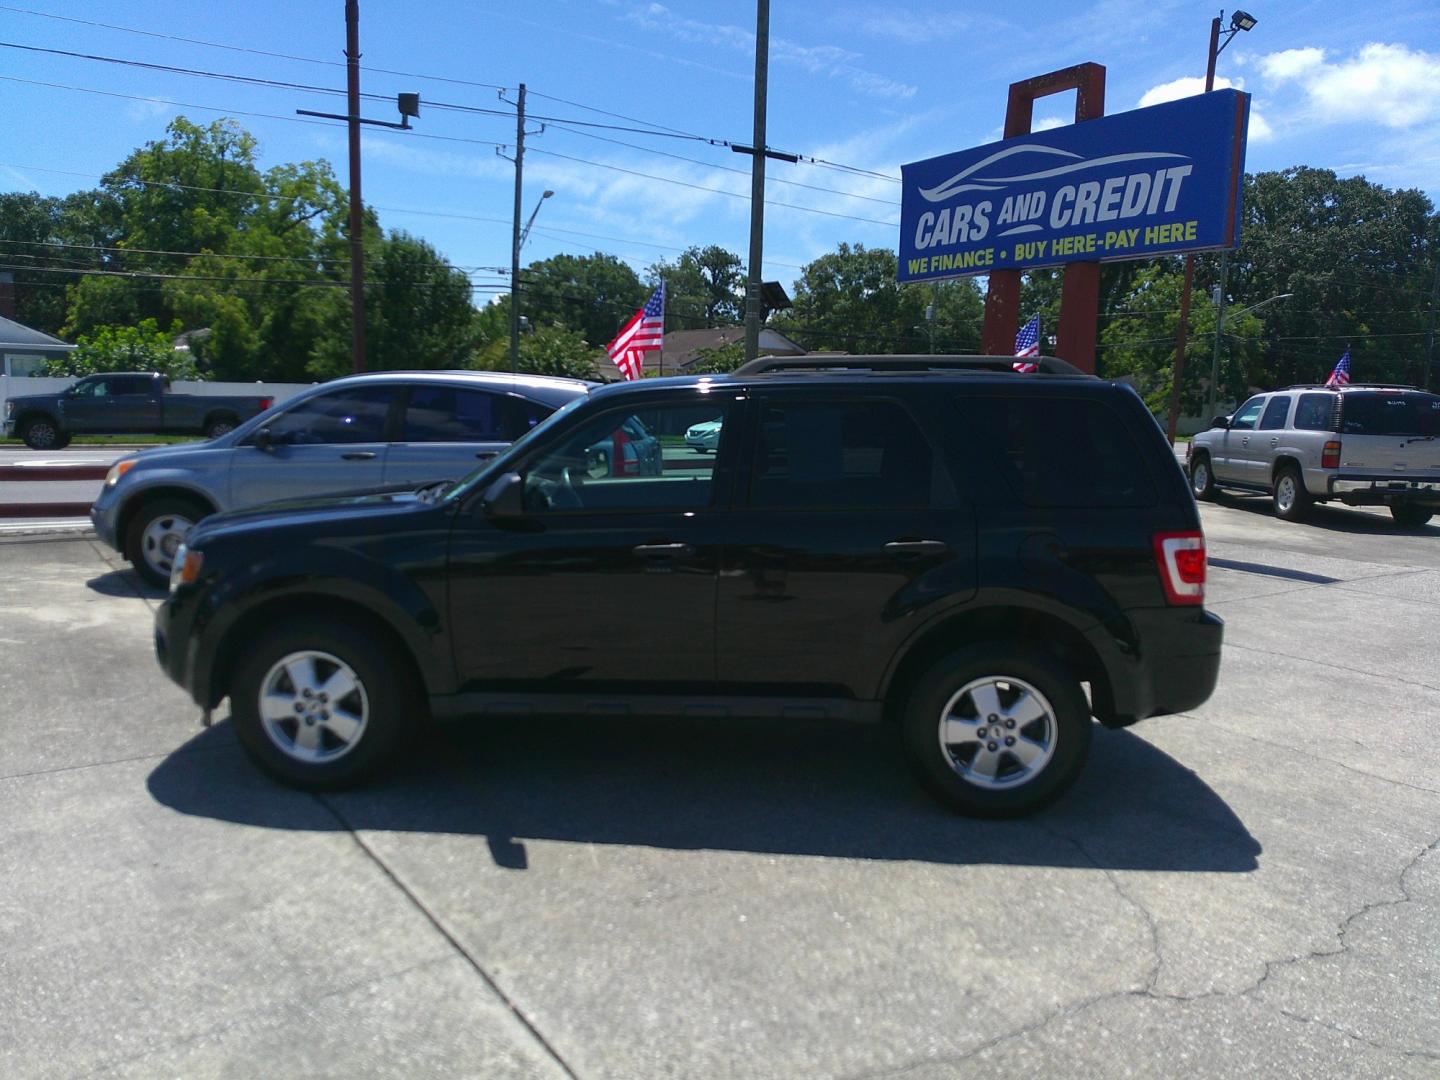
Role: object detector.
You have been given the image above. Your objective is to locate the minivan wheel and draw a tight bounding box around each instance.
[1190,453,1216,501]
[1391,506,1434,529]
[125,496,207,588]
[901,645,1092,818]
[1272,465,1312,523]
[230,618,414,790]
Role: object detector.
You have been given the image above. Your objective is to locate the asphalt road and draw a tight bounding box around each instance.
[1,502,1437,1078]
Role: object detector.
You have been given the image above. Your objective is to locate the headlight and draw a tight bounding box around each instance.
[169,545,204,592]
[105,459,138,487]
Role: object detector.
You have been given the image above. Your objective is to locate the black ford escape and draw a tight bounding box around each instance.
[155,356,1223,817]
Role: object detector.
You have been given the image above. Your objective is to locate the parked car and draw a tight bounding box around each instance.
[91,370,593,586]
[1187,383,1440,527]
[154,355,1223,818]
[2,372,275,449]
[684,417,723,453]
[585,416,662,477]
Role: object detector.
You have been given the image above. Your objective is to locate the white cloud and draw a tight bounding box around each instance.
[1258,47,1325,82]
[1137,76,1273,141]
[1258,42,1440,129]
[1032,117,1067,132]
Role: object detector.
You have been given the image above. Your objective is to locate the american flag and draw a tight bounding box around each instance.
[606,283,665,381]
[1013,315,1040,372]
[1325,349,1351,387]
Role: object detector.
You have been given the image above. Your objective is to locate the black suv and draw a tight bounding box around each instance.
[155,356,1223,817]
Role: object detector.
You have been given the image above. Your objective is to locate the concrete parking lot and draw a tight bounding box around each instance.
[1,497,1436,1079]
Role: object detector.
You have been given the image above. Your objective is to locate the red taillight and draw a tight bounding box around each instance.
[259,397,273,410]
[1321,440,1341,469]
[1153,531,1206,606]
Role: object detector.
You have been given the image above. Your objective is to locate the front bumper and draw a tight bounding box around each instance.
[1327,475,1440,508]
[89,488,122,550]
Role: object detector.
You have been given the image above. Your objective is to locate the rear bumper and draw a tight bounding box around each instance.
[1327,475,1440,508]
[1098,608,1224,727]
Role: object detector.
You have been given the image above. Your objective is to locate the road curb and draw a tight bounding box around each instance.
[0,502,93,517]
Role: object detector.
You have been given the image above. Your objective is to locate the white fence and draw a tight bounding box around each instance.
[1,375,314,416]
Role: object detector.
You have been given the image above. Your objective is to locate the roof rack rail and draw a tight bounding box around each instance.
[1281,382,1418,391]
[730,354,1090,377]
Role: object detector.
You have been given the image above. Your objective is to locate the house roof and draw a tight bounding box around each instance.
[0,314,71,350]
[642,325,807,375]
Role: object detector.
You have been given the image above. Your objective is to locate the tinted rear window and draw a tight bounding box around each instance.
[1341,392,1440,437]
[1294,393,1336,431]
[968,397,1157,507]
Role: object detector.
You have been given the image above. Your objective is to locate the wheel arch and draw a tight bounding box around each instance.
[880,606,1115,726]
[1271,454,1303,488]
[117,485,218,552]
[209,593,429,719]
[202,409,240,430]
[15,409,61,433]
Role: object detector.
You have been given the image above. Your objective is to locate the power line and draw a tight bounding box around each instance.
[0,261,510,291]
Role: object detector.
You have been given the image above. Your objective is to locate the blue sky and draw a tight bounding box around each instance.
[1,0,1437,309]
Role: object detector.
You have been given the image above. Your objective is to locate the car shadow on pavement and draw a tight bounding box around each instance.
[148,715,1260,874]
[86,569,165,601]
[1215,492,1437,535]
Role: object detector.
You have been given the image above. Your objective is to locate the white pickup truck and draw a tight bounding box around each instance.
[1187,384,1440,527]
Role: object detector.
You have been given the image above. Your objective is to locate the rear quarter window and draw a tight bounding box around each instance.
[965,396,1158,507]
[1294,393,1337,431]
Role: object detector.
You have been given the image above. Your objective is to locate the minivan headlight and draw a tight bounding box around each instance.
[105,459,138,487]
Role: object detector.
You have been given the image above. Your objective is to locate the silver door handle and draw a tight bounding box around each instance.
[633,543,693,557]
[1270,437,1279,446]
[341,451,376,460]
[884,540,949,555]
[475,450,498,460]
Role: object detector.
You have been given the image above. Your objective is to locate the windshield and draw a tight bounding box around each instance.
[1341,392,1440,437]
[440,393,590,503]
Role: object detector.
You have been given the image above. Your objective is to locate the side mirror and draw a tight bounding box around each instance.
[253,426,275,452]
[480,472,525,518]
[1210,415,1230,429]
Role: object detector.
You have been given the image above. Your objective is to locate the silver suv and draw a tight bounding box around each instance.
[91,370,593,585]
[1187,384,1440,527]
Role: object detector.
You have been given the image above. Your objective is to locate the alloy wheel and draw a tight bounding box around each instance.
[258,650,370,764]
[937,675,1057,790]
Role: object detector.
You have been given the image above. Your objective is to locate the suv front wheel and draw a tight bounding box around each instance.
[901,645,1092,817]
[230,618,416,789]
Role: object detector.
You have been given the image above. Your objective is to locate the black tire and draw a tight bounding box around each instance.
[1189,452,1216,501]
[124,495,208,588]
[1391,506,1434,529]
[205,415,238,440]
[51,433,72,450]
[900,645,1092,818]
[1272,464,1312,523]
[229,617,417,790]
[20,416,62,450]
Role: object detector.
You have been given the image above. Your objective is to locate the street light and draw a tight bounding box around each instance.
[1207,290,1292,422]
[519,190,554,251]
[1168,8,1260,441]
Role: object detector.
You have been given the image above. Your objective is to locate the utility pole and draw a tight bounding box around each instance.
[1425,242,1439,391]
[509,83,527,374]
[344,0,365,374]
[1207,250,1229,423]
[742,1,770,363]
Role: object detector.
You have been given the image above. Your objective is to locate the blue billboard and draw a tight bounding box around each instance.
[897,89,1250,283]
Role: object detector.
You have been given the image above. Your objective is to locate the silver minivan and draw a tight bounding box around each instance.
[91,370,594,584]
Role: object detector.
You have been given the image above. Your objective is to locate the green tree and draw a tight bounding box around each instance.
[473,322,600,380]
[0,190,111,334]
[773,242,984,354]
[44,318,200,380]
[686,342,746,374]
[516,253,645,348]
[647,244,744,328]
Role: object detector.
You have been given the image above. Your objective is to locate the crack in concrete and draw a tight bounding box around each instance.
[845,832,1440,1078]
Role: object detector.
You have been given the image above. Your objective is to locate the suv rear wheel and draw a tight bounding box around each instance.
[1391,506,1434,529]
[230,618,415,789]
[901,645,1092,817]
[1272,464,1312,523]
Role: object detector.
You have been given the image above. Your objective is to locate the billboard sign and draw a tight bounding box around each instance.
[898,89,1250,283]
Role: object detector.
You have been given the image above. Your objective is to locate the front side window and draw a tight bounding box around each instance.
[1259,396,1291,430]
[261,386,394,445]
[748,399,940,510]
[1229,397,1265,431]
[522,402,731,512]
